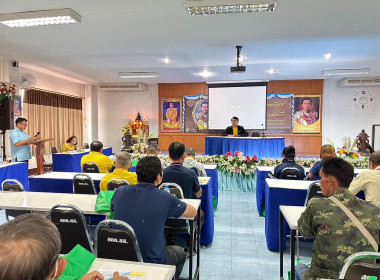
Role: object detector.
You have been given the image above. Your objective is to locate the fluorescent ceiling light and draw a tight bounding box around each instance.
[197,70,214,78]
[119,72,159,79]
[321,68,370,76]
[162,57,171,64]
[324,53,332,60]
[266,68,274,74]
[0,8,81,27]
[185,0,277,15]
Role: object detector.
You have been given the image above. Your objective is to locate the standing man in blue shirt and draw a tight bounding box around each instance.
[9,117,40,165]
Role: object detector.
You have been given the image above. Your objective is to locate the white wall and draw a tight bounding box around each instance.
[322,80,380,148]
[98,84,159,153]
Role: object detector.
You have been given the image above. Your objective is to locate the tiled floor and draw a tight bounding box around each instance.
[181,190,313,280]
[0,190,313,280]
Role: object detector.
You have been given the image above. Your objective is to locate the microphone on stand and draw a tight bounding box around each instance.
[261,124,266,138]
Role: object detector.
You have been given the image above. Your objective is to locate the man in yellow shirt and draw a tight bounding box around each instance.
[80,141,113,173]
[99,152,137,191]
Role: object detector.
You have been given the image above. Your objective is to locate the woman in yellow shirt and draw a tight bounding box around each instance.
[62,136,78,152]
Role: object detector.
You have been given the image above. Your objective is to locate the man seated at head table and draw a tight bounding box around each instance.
[146,144,169,168]
[295,158,380,280]
[269,145,306,179]
[348,150,380,207]
[111,156,197,280]
[80,141,113,173]
[183,146,207,177]
[0,213,128,280]
[222,116,248,137]
[99,152,137,191]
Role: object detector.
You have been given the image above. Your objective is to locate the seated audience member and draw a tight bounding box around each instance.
[147,144,169,168]
[0,213,128,280]
[183,146,207,177]
[296,158,380,280]
[99,152,137,191]
[307,144,336,180]
[222,116,248,137]
[62,136,78,152]
[162,142,202,199]
[270,146,305,179]
[348,150,380,207]
[80,141,113,173]
[111,156,197,280]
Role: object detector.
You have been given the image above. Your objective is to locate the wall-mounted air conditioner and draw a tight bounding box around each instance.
[99,83,147,92]
[338,77,380,87]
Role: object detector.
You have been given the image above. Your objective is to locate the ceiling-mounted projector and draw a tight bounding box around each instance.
[230,45,246,73]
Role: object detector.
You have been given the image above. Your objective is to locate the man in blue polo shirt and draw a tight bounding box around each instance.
[9,117,40,165]
[111,156,197,280]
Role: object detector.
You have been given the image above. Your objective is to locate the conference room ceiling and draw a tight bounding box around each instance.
[1,0,380,84]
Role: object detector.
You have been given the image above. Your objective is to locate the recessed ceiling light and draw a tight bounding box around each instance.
[185,0,277,15]
[162,57,171,64]
[197,70,214,78]
[324,53,332,60]
[266,69,275,74]
[0,8,81,27]
[321,69,370,76]
[119,72,159,79]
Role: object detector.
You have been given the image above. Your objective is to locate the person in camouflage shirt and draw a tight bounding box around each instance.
[183,146,207,177]
[296,157,380,280]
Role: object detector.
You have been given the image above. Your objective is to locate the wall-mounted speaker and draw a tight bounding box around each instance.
[0,98,14,130]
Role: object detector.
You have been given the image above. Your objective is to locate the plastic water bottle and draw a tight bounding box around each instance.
[164,185,170,194]
[0,155,3,165]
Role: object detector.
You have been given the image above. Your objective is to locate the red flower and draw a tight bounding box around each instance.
[253,155,258,161]
[226,152,232,157]
[246,156,251,162]
[234,167,238,171]
[234,151,239,157]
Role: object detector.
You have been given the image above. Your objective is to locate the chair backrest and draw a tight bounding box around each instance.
[1,179,30,220]
[83,143,89,149]
[280,167,300,180]
[51,146,58,154]
[304,182,324,206]
[48,204,94,254]
[107,178,130,191]
[82,161,100,173]
[190,167,199,176]
[73,173,97,195]
[251,130,261,137]
[95,219,143,262]
[158,182,184,199]
[339,252,380,280]
[148,138,158,145]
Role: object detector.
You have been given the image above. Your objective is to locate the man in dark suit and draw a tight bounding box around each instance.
[222,116,248,137]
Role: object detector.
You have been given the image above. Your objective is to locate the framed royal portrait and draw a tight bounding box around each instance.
[14,95,22,116]
[183,94,208,133]
[293,95,321,134]
[161,98,182,132]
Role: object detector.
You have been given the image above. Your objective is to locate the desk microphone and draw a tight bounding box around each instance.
[261,124,266,138]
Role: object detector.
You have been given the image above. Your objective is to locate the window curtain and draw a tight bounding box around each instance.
[23,89,83,154]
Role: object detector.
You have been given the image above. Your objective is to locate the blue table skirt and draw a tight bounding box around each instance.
[28,177,101,193]
[53,147,112,172]
[205,137,285,159]
[256,169,271,215]
[219,170,256,192]
[0,162,29,190]
[205,168,218,205]
[199,178,214,245]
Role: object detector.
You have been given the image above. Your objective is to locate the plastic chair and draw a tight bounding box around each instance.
[1,179,31,221]
[83,143,89,149]
[251,130,261,137]
[304,182,324,206]
[51,146,58,154]
[107,178,130,191]
[280,167,300,180]
[94,219,143,262]
[190,167,199,176]
[48,204,94,254]
[73,173,97,195]
[339,252,380,280]
[82,161,100,173]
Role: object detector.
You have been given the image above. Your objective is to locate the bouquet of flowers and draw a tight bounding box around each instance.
[122,123,132,134]
[336,146,359,159]
[216,151,258,177]
[0,82,16,102]
[131,142,148,154]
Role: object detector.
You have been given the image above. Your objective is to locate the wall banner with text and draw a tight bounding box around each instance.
[183,94,208,133]
[293,95,321,134]
[266,93,293,134]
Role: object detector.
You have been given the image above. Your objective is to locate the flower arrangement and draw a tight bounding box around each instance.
[131,142,148,154]
[215,151,259,177]
[122,123,132,135]
[0,82,16,102]
[258,157,318,167]
[336,146,359,159]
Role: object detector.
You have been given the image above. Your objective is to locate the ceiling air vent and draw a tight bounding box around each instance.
[338,77,380,87]
[99,83,147,91]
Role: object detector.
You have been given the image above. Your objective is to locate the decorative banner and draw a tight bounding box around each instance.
[161,98,182,132]
[266,93,293,134]
[14,95,22,116]
[183,94,208,133]
[293,95,321,134]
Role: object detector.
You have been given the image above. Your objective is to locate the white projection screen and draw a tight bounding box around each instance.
[208,83,267,129]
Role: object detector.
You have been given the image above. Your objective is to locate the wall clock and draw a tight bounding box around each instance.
[353,90,373,109]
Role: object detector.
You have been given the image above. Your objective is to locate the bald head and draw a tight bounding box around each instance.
[369,151,380,169]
